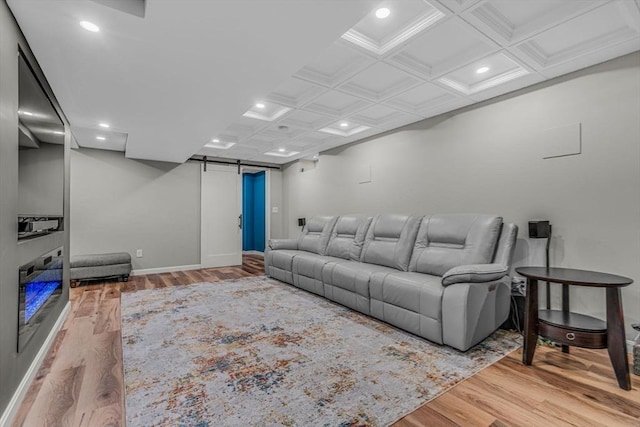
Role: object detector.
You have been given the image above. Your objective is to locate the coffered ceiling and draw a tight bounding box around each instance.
[8,0,640,165]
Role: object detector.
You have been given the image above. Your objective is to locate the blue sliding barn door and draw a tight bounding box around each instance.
[242,171,266,252]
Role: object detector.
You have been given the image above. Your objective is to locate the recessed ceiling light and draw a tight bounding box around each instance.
[243,105,291,122]
[278,148,285,152]
[476,66,490,74]
[212,138,220,143]
[80,21,100,32]
[340,122,349,127]
[319,124,371,136]
[205,141,235,149]
[96,136,106,141]
[20,110,33,116]
[375,7,391,19]
[99,122,110,128]
[264,150,299,158]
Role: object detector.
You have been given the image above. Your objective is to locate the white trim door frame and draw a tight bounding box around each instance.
[241,166,271,253]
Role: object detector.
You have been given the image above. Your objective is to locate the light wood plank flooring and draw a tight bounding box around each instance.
[11,255,639,426]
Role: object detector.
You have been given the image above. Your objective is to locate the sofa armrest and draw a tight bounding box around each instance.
[441,263,508,286]
[268,239,299,250]
[441,276,511,350]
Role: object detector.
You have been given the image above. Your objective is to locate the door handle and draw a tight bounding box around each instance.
[238,214,242,229]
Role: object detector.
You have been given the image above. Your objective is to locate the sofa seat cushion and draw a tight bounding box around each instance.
[369,272,444,344]
[265,249,302,285]
[322,261,397,314]
[292,253,344,296]
[267,249,300,271]
[293,253,344,280]
[323,261,398,297]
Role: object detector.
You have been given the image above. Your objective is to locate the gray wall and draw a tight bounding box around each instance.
[70,150,285,269]
[282,53,640,338]
[268,169,285,239]
[1,0,70,416]
[18,142,64,216]
[70,148,201,270]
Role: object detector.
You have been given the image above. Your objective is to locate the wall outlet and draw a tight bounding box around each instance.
[136,249,143,258]
[272,206,279,213]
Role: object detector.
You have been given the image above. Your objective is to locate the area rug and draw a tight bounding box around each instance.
[121,276,521,426]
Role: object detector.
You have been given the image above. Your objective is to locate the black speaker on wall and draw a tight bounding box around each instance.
[528,220,550,238]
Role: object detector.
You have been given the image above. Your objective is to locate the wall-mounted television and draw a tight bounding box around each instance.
[17,50,65,240]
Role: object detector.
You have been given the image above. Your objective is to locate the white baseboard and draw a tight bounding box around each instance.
[0,301,71,427]
[242,251,264,257]
[131,264,202,276]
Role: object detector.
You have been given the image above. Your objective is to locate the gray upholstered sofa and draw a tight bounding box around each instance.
[265,214,518,351]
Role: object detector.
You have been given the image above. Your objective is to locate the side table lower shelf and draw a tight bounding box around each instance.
[538,310,607,349]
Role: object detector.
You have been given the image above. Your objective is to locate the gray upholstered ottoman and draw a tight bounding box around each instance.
[70,252,132,287]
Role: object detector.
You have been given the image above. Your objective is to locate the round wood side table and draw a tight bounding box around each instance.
[515,266,633,390]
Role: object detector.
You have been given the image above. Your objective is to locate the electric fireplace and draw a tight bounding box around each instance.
[18,246,63,351]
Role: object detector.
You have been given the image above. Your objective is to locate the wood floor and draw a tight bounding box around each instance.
[11,254,639,427]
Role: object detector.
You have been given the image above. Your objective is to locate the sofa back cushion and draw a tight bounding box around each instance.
[409,214,502,276]
[361,214,421,271]
[298,216,338,255]
[325,215,373,261]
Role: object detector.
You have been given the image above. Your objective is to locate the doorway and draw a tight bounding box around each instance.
[242,171,266,252]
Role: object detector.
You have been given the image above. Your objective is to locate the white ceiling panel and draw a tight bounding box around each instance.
[513,1,640,71]
[339,62,422,102]
[266,77,326,108]
[437,0,482,14]
[278,109,335,131]
[220,118,269,142]
[259,125,308,141]
[295,42,376,87]
[537,37,640,79]
[462,0,604,46]
[350,104,421,129]
[387,17,499,79]
[304,90,372,117]
[240,137,278,151]
[385,82,460,115]
[220,146,264,161]
[286,139,322,152]
[296,131,333,144]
